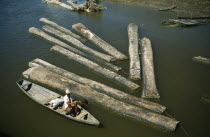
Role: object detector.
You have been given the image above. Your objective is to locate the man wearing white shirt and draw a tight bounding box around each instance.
[64,89,81,117]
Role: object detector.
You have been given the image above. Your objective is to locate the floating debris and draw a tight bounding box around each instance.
[193,56,210,65]
[158,6,177,11]
[161,19,199,27]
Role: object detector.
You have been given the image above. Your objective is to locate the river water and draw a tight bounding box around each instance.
[0,0,210,137]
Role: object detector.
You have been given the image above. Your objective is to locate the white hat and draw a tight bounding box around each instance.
[65,89,71,94]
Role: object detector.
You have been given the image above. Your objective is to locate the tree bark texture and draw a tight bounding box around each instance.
[140,38,160,98]
[128,23,141,80]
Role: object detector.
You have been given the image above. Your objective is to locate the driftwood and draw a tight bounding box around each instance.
[39,18,85,42]
[29,27,121,71]
[193,56,210,65]
[42,25,115,62]
[128,23,141,80]
[72,23,128,60]
[22,67,179,131]
[140,38,160,98]
[67,0,105,12]
[178,15,210,19]
[161,19,199,26]
[29,58,166,113]
[158,6,177,11]
[51,45,140,90]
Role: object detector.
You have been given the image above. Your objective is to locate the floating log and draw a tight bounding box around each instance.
[42,25,115,62]
[128,23,141,80]
[29,58,166,113]
[140,38,160,98]
[22,67,179,131]
[178,15,210,19]
[193,56,210,65]
[29,27,121,71]
[51,45,140,90]
[72,23,128,60]
[44,0,74,11]
[39,17,85,42]
[158,6,177,11]
[161,19,199,26]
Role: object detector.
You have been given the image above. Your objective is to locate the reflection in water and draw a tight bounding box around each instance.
[0,0,210,137]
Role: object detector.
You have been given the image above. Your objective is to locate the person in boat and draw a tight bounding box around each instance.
[64,88,81,117]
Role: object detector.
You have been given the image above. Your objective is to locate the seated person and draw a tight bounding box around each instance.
[64,89,81,117]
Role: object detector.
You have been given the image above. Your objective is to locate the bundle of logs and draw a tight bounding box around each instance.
[24,17,180,131]
[44,0,105,12]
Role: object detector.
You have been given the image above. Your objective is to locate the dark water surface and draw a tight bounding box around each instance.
[0,0,210,137]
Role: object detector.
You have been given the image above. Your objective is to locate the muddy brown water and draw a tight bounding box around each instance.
[0,0,210,137]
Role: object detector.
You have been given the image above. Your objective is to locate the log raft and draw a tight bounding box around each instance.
[29,27,121,71]
[51,45,140,90]
[42,25,115,62]
[128,23,141,80]
[29,58,166,113]
[72,23,128,60]
[140,38,160,98]
[39,18,86,42]
[22,67,179,131]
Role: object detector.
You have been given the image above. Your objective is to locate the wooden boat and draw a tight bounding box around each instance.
[16,79,100,126]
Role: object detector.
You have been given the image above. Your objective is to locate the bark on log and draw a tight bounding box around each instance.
[140,38,160,98]
[22,67,179,131]
[39,17,86,42]
[29,27,121,71]
[72,23,128,60]
[51,45,140,90]
[29,58,166,113]
[128,23,141,80]
[44,1,74,11]
[42,25,115,62]
[192,56,210,65]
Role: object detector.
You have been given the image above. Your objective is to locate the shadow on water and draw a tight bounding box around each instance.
[0,0,210,137]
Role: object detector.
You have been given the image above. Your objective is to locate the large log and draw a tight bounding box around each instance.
[44,0,74,11]
[72,23,128,60]
[192,56,210,65]
[22,67,179,131]
[42,25,115,62]
[51,45,140,90]
[128,23,141,80]
[39,18,85,42]
[140,38,160,98]
[29,27,121,71]
[29,58,166,113]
